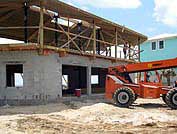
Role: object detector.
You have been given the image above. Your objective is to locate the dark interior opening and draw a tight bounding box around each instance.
[62,65,87,96]
[6,64,23,87]
[91,67,108,94]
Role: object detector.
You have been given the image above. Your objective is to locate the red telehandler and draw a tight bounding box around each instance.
[105,58,177,109]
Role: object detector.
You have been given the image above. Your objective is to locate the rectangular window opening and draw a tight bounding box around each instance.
[6,64,23,87]
[159,40,164,49]
[151,41,156,50]
[91,75,99,85]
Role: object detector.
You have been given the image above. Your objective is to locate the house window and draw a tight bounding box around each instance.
[6,64,23,87]
[91,75,99,84]
[151,42,156,50]
[159,40,164,49]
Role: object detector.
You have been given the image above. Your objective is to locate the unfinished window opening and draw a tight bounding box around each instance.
[6,64,23,87]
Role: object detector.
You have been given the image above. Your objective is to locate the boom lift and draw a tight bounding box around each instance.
[105,58,177,109]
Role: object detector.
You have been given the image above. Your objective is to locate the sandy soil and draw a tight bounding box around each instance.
[0,98,177,134]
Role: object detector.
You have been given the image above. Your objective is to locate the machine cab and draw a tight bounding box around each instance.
[138,71,162,85]
[138,71,162,98]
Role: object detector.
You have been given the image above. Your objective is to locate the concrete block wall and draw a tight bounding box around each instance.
[60,54,126,68]
[0,51,127,105]
[0,51,62,105]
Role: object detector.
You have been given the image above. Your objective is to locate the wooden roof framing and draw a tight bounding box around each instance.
[0,0,147,47]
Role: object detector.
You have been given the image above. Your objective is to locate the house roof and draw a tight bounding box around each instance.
[148,33,177,41]
[0,0,147,46]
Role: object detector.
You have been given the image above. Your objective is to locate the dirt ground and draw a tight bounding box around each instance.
[0,98,177,134]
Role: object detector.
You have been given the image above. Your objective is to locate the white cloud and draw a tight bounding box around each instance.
[154,0,177,27]
[61,0,142,9]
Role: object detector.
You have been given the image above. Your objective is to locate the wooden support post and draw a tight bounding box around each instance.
[39,0,44,55]
[93,21,96,58]
[24,2,28,43]
[129,44,131,60]
[138,37,141,62]
[115,28,118,61]
[97,29,101,55]
[54,14,59,46]
[138,45,140,61]
[67,17,70,48]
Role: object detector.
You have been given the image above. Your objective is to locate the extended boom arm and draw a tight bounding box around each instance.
[109,58,177,74]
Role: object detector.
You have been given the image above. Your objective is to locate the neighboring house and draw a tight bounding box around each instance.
[140,34,177,85]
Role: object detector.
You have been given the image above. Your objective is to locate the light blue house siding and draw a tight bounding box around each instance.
[140,36,177,85]
[140,37,177,62]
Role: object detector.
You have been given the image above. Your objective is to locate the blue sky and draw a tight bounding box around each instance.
[61,0,177,37]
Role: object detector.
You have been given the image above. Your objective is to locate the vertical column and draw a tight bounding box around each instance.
[109,46,111,57]
[59,63,63,97]
[24,2,28,43]
[138,37,141,62]
[93,21,96,58]
[96,29,101,55]
[87,66,92,96]
[128,44,131,59]
[67,17,70,49]
[115,28,118,60]
[54,14,59,46]
[138,45,141,61]
[0,64,4,89]
[39,0,44,55]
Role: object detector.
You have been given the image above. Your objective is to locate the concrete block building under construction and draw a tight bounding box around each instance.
[0,0,147,105]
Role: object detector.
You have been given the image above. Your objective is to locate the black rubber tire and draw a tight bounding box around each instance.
[161,94,167,104]
[166,89,177,109]
[113,87,135,108]
[134,94,138,102]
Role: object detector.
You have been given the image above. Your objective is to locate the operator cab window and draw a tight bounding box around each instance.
[6,64,23,87]
[146,71,158,83]
[151,41,156,50]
